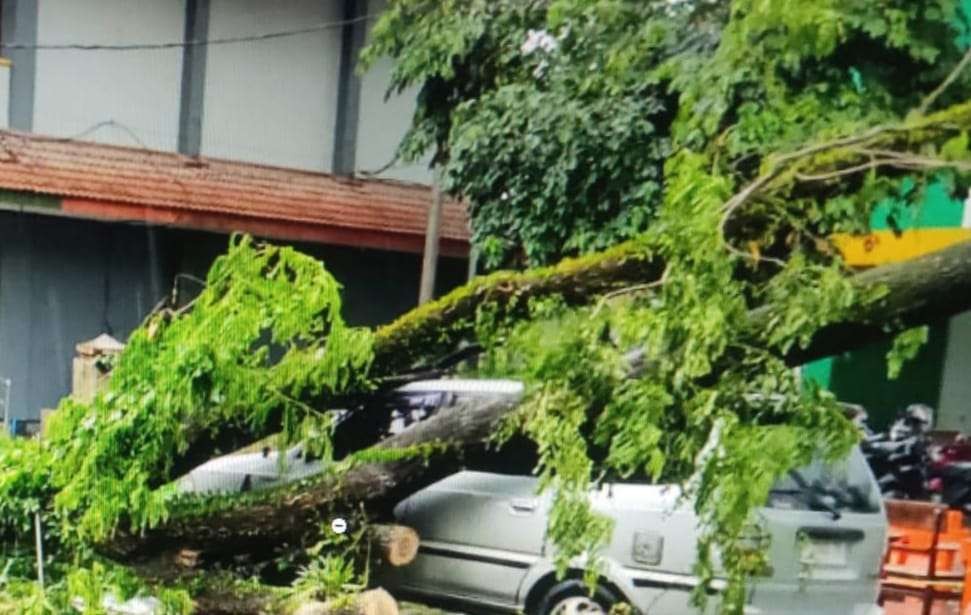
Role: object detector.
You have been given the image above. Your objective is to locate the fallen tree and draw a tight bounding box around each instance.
[154,230,971,492]
[101,397,518,564]
[6,5,971,614]
[97,238,971,567]
[168,100,971,491]
[163,240,663,485]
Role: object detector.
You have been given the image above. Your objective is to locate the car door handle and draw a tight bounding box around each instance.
[509,498,538,514]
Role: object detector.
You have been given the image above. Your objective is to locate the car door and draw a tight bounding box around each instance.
[390,470,551,606]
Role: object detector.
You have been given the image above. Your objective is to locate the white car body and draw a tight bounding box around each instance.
[179,379,887,615]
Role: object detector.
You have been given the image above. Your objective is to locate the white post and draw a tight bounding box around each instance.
[34,512,44,590]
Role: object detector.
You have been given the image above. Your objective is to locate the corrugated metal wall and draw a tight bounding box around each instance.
[0,210,467,422]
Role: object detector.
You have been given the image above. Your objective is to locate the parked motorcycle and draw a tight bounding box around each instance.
[861,404,934,501]
[925,430,971,513]
[861,404,971,513]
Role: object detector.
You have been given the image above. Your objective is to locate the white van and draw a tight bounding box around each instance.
[179,379,887,615]
[376,382,887,615]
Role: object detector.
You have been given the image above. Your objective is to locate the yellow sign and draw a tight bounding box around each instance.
[833,228,971,267]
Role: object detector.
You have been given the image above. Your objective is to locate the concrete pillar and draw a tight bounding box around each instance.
[332,0,368,175]
[939,310,971,431]
[1,0,38,130]
[178,0,211,156]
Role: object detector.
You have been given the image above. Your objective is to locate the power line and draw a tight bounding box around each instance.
[0,14,376,51]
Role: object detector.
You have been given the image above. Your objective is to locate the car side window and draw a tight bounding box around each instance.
[465,435,540,476]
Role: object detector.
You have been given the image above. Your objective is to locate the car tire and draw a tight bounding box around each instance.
[536,580,620,615]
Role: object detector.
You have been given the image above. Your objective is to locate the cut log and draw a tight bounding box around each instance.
[100,397,518,562]
[370,524,419,568]
[293,589,398,615]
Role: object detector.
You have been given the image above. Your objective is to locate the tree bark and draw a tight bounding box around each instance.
[101,397,518,563]
[781,238,971,365]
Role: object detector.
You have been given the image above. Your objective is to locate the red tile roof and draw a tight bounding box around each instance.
[0,130,470,256]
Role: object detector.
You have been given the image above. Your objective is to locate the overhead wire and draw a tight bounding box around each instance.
[0,14,376,51]
[0,10,422,179]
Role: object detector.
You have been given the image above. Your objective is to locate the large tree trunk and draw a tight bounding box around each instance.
[101,397,518,563]
[784,238,971,365]
[158,241,661,485]
[111,240,971,567]
[370,240,663,375]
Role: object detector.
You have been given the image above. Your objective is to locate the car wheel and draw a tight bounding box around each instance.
[536,580,619,615]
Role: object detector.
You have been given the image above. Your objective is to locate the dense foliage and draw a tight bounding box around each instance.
[3,2,971,614]
[365,0,971,611]
[365,0,971,267]
[44,236,373,542]
[0,238,375,613]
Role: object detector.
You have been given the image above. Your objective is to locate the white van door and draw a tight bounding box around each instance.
[391,471,550,606]
[751,446,887,615]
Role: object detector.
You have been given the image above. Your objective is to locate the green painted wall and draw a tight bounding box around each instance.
[804,174,968,428]
[869,176,965,231]
[827,326,948,430]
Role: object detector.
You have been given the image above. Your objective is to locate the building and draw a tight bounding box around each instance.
[807,178,971,430]
[0,1,470,422]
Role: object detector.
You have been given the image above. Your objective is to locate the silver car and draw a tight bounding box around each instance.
[178,378,887,615]
[377,384,887,615]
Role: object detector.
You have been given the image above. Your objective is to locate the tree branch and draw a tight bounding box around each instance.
[919,47,971,116]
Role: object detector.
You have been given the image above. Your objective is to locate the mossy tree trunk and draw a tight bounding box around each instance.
[785,239,971,364]
[112,241,971,568]
[100,398,518,564]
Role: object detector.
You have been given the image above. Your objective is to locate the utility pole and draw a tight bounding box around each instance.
[418,168,444,305]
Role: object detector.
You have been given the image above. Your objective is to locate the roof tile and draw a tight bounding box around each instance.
[0,130,470,253]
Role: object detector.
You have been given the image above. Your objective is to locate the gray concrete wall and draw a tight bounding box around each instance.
[200,0,343,170]
[938,311,971,431]
[0,210,467,421]
[32,0,184,150]
[0,212,166,421]
[8,0,426,180]
[355,0,432,183]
